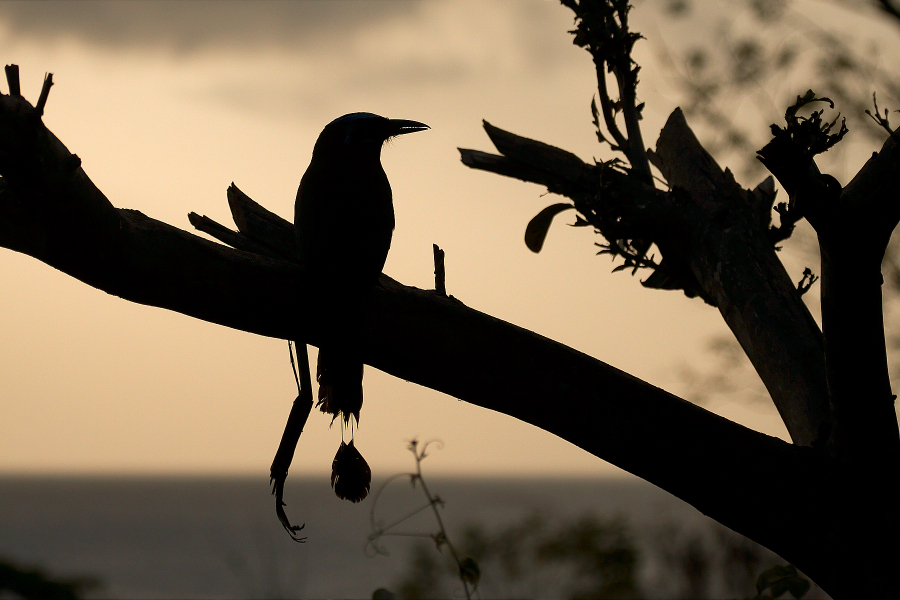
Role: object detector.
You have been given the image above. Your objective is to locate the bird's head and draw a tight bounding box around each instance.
[312,112,429,159]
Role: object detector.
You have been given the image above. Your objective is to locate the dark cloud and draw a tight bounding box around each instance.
[0,0,580,120]
[0,0,423,55]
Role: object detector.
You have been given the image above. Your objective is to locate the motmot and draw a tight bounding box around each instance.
[295,112,428,426]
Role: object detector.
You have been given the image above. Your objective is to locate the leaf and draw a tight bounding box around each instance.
[786,576,811,599]
[571,215,592,227]
[755,564,810,599]
[459,557,481,587]
[785,90,833,123]
[757,564,793,594]
[525,203,574,253]
[642,265,683,291]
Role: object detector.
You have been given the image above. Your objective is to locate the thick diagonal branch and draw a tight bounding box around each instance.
[0,165,832,555]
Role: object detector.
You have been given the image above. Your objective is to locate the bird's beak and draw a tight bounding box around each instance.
[388,119,430,136]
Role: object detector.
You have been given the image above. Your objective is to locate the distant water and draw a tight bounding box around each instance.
[0,475,827,599]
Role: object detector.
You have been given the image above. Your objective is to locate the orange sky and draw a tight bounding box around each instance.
[3,0,892,478]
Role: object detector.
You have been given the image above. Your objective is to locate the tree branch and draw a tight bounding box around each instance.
[819,134,900,472]
[562,0,651,183]
[758,96,900,472]
[6,70,900,597]
[0,166,834,556]
[461,111,831,448]
[0,76,840,580]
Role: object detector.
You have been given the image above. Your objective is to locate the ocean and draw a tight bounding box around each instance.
[0,475,829,599]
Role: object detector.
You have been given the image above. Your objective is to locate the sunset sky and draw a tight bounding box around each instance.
[1,0,895,479]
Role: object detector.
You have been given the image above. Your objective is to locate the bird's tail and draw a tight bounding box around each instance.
[316,346,363,426]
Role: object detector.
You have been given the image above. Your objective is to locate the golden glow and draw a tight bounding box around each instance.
[0,1,799,477]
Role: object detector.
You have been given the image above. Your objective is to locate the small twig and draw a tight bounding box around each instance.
[565,0,648,181]
[410,441,474,598]
[595,238,662,273]
[594,62,628,152]
[433,244,446,296]
[366,439,476,598]
[35,73,53,116]
[865,92,900,144]
[5,64,20,97]
[370,500,436,538]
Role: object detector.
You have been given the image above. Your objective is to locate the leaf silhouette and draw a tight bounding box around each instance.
[525,203,574,253]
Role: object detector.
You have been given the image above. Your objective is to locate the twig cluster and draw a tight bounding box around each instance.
[865,92,900,144]
[776,90,848,159]
[563,0,650,180]
[366,440,478,599]
[757,90,848,232]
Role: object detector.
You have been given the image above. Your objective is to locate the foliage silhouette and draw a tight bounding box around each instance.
[0,557,99,600]
[387,510,817,599]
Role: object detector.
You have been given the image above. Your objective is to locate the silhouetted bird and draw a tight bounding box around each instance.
[295,112,428,426]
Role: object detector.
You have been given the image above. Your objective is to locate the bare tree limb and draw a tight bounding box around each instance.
[758,95,900,472]
[457,104,900,598]
[822,132,900,472]
[462,111,831,449]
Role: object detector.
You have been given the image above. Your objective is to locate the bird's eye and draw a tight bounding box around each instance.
[344,120,384,146]
[345,131,370,145]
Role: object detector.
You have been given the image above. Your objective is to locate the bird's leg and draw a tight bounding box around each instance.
[269,340,313,542]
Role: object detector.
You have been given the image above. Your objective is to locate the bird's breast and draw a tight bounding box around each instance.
[295,160,395,288]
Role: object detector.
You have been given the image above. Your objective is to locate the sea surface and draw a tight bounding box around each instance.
[0,475,828,599]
